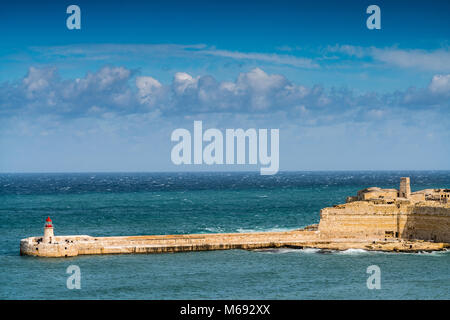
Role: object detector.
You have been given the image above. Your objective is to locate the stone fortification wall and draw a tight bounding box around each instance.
[318,201,450,242]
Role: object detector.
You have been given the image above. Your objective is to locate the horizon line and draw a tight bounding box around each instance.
[1,169,450,174]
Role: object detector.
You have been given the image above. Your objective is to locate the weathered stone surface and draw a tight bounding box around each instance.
[319,179,450,243]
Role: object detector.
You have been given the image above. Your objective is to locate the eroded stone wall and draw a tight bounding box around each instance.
[318,201,450,242]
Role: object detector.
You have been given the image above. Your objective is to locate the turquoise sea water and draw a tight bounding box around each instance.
[0,171,449,299]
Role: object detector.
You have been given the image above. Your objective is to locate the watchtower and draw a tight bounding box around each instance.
[399,177,411,199]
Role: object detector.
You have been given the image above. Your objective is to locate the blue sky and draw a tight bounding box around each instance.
[0,0,449,172]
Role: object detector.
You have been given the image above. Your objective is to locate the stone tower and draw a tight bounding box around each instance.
[43,217,54,243]
[399,177,411,198]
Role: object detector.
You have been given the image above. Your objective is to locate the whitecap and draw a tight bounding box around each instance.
[339,248,369,255]
[203,227,224,233]
[300,248,321,254]
[413,250,449,256]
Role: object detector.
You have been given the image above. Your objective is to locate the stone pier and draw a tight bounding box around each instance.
[20,177,450,257]
[20,228,448,257]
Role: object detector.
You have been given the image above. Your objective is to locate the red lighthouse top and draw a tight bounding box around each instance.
[45,216,53,228]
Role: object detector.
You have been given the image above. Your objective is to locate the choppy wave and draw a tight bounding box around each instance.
[253,247,449,256]
[407,249,449,256]
[2,171,449,195]
[338,248,370,255]
[300,248,322,253]
[255,248,299,254]
[202,227,226,233]
[336,248,449,256]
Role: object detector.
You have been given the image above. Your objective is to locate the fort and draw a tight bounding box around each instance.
[20,177,450,257]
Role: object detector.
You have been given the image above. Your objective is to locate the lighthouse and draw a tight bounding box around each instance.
[43,217,54,243]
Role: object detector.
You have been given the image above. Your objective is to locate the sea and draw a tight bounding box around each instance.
[0,171,449,299]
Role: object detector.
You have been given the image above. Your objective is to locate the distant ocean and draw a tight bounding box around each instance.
[0,171,449,299]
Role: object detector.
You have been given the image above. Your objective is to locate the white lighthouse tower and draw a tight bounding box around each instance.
[43,216,54,243]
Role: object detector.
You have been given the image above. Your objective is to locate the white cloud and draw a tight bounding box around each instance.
[428,74,450,94]
[328,45,450,72]
[1,66,449,128]
[22,67,56,98]
[199,49,319,69]
[73,66,131,92]
[371,48,450,72]
[136,76,162,105]
[2,66,450,172]
[173,72,199,94]
[28,43,319,69]
[23,43,450,76]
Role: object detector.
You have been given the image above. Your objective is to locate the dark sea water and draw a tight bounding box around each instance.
[0,171,449,299]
